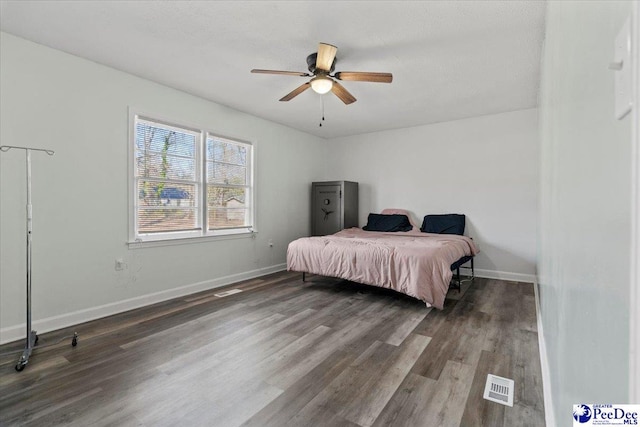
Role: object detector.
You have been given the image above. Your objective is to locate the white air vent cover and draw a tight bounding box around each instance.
[214,288,243,297]
[483,374,514,407]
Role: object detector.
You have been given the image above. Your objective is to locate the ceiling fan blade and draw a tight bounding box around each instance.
[252,69,310,77]
[331,81,357,105]
[279,82,311,101]
[316,43,338,72]
[334,72,393,83]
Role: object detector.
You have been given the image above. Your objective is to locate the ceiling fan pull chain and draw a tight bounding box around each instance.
[319,95,325,127]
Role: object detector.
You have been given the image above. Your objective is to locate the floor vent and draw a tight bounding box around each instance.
[483,374,514,407]
[214,289,243,298]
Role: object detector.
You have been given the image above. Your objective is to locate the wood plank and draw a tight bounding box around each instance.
[240,350,356,427]
[2,387,102,425]
[372,373,438,427]
[409,300,474,380]
[445,276,474,300]
[156,309,316,375]
[415,361,476,427]
[507,328,546,422]
[339,334,431,426]
[385,307,432,346]
[503,402,546,427]
[264,317,391,390]
[460,350,512,427]
[450,309,492,368]
[412,297,459,337]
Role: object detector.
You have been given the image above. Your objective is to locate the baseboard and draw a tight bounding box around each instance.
[534,279,556,427]
[0,265,536,344]
[470,268,536,283]
[0,263,287,345]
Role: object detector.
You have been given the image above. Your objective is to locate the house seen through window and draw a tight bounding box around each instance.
[132,116,253,241]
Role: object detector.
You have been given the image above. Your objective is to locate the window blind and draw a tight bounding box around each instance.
[206,135,252,230]
[135,120,200,234]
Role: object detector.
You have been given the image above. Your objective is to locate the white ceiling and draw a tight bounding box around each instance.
[0,1,546,139]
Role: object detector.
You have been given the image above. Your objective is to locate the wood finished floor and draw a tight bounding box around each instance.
[0,272,545,426]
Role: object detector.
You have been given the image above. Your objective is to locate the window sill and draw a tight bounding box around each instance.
[128,230,257,249]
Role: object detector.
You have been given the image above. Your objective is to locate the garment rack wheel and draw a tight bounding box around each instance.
[14,332,79,372]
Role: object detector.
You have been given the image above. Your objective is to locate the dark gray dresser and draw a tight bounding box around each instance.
[311,181,359,236]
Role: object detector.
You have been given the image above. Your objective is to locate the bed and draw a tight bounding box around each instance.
[287,210,479,309]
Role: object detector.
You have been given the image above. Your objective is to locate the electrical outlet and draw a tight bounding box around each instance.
[115,259,126,271]
[268,239,274,247]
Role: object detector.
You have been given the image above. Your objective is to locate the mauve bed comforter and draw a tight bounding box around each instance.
[287,228,479,309]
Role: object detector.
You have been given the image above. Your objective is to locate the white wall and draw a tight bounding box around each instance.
[325,109,539,280]
[538,1,634,423]
[0,31,541,344]
[0,33,327,343]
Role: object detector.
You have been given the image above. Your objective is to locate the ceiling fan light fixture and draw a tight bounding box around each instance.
[310,75,333,94]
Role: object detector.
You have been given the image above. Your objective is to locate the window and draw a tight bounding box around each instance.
[131,115,254,242]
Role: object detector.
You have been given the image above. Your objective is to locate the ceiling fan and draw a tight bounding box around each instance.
[251,43,393,105]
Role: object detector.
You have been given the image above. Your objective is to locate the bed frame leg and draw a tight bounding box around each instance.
[456,268,461,292]
[471,258,475,280]
[302,272,306,282]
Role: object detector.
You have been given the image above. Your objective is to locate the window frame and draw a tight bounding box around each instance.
[128,110,256,246]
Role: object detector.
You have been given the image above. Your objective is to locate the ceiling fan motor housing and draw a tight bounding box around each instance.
[307,53,336,74]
